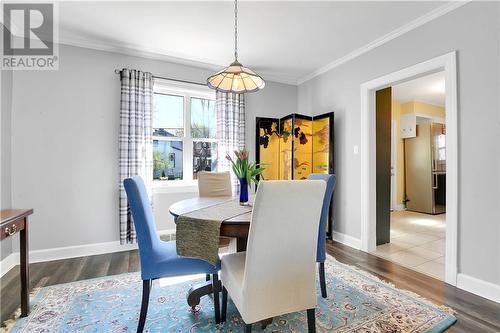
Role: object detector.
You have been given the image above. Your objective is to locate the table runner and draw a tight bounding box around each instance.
[176,198,253,265]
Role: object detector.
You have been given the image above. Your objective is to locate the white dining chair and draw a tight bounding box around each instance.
[197,171,233,197]
[197,171,233,274]
[220,180,326,333]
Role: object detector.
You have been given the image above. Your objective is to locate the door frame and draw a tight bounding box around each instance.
[360,52,458,285]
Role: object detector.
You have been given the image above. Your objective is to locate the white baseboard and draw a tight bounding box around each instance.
[1,229,353,277]
[0,241,138,278]
[0,253,18,277]
[332,231,361,250]
[457,273,500,304]
[30,241,139,263]
[393,204,406,211]
[158,229,176,237]
[3,232,498,305]
[0,230,180,278]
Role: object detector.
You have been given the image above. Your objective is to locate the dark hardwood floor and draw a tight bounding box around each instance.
[1,240,499,332]
[326,242,500,333]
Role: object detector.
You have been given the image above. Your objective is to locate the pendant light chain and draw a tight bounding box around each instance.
[206,0,265,93]
[234,0,238,61]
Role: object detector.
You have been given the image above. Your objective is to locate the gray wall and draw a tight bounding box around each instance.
[1,69,13,259]
[9,44,296,251]
[245,81,297,161]
[298,2,500,285]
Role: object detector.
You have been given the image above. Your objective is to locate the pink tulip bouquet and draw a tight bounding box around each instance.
[225,149,264,204]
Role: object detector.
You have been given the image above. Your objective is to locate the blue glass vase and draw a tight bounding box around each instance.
[239,177,249,205]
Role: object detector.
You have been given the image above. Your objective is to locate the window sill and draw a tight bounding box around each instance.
[152,180,199,194]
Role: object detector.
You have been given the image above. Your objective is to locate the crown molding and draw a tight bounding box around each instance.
[57,1,468,87]
[58,35,222,71]
[57,36,298,86]
[296,1,469,85]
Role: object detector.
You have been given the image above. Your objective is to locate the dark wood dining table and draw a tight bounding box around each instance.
[0,209,33,317]
[169,196,252,309]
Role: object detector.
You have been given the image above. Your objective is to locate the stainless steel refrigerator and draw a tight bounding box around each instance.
[404,123,446,214]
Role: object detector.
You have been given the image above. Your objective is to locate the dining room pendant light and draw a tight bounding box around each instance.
[207,0,265,93]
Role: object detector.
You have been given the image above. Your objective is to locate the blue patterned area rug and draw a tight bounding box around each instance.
[5,256,456,332]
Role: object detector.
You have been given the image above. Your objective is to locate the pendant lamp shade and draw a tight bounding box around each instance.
[207,61,265,93]
[207,0,265,94]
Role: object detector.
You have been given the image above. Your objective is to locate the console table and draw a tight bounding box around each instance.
[1,209,33,317]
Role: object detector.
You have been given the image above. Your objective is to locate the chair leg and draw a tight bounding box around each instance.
[137,279,151,333]
[307,308,316,333]
[212,274,221,324]
[221,286,228,322]
[206,274,211,282]
[245,323,252,333]
[319,262,327,298]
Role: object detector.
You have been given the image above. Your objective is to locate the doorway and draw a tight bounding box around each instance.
[359,52,457,285]
[373,72,447,280]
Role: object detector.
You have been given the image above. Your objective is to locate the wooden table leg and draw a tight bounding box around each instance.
[20,217,29,317]
[186,237,248,308]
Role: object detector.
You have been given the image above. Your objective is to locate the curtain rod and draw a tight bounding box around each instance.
[114,69,207,87]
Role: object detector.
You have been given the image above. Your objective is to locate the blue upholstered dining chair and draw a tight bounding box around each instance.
[123,176,222,333]
[307,173,336,298]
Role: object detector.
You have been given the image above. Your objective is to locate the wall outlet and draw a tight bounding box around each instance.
[353,145,359,154]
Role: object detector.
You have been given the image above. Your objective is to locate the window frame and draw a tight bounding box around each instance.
[153,79,216,188]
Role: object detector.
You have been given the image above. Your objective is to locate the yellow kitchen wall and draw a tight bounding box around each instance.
[392,101,406,206]
[401,101,445,119]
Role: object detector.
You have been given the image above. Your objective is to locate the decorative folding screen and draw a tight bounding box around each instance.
[256,112,334,181]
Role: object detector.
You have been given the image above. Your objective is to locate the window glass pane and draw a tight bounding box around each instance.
[153,140,183,180]
[438,134,445,148]
[153,94,184,137]
[193,141,218,179]
[438,148,446,161]
[191,97,216,139]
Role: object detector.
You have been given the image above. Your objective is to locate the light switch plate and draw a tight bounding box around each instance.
[353,145,359,154]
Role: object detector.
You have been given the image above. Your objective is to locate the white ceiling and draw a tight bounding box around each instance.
[58,1,451,84]
[392,71,445,106]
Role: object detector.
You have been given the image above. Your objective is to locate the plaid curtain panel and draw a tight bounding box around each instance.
[216,91,245,193]
[118,69,154,244]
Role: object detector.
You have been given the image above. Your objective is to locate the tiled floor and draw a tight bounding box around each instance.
[371,210,446,280]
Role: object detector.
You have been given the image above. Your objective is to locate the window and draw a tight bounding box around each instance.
[191,97,217,179]
[437,134,446,161]
[152,80,217,183]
